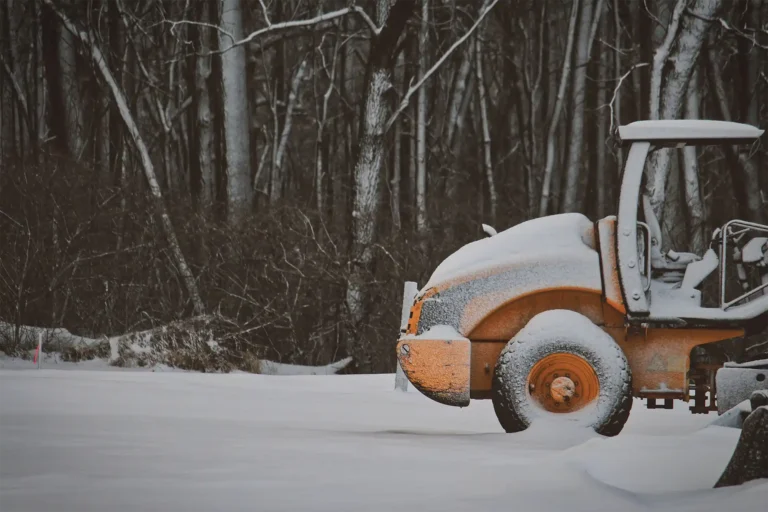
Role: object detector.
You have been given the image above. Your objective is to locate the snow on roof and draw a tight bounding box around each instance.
[619,120,763,144]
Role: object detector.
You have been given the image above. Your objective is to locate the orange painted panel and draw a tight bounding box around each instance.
[469,341,505,392]
[615,327,743,399]
[466,325,743,401]
[397,338,470,406]
[467,289,605,341]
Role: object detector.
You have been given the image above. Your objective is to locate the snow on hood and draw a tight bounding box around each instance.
[422,213,597,292]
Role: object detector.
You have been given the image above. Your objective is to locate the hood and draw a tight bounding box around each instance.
[421,213,597,293]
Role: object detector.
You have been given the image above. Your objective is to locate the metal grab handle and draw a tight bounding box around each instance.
[719,219,768,309]
[637,221,652,292]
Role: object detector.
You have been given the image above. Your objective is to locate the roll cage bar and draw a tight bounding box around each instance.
[615,120,765,320]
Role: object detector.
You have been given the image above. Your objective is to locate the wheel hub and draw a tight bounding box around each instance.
[526,353,600,413]
[550,376,576,403]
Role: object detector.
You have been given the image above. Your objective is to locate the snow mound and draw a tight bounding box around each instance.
[1,371,765,512]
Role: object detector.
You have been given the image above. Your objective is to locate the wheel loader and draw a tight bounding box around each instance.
[396,120,768,436]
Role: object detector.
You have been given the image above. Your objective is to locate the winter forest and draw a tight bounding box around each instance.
[1,0,767,373]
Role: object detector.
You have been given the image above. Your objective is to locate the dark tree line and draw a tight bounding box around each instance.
[1,0,766,372]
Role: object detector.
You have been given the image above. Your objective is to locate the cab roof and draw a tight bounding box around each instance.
[619,120,763,146]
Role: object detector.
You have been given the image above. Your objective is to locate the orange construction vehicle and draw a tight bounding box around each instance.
[396,120,768,436]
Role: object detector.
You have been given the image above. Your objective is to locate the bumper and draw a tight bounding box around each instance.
[395,337,471,407]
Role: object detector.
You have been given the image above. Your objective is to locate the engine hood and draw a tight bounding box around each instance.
[421,213,598,293]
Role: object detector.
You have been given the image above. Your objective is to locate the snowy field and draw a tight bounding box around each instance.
[1,358,766,512]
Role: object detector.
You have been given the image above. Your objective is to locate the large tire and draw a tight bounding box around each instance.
[492,310,632,436]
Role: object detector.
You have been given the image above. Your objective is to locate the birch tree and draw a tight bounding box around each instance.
[562,0,599,213]
[475,30,496,224]
[191,0,215,210]
[345,0,415,366]
[645,0,723,221]
[219,0,253,224]
[682,67,706,255]
[415,0,429,236]
[539,0,579,217]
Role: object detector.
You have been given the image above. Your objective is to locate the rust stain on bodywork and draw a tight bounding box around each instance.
[596,216,627,320]
[396,337,470,407]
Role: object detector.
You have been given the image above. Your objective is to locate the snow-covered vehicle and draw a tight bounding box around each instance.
[396,120,768,436]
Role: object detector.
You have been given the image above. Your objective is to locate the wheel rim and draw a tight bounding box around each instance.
[526,353,599,413]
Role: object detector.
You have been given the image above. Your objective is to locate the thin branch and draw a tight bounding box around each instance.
[0,53,30,125]
[587,0,606,57]
[165,6,380,58]
[385,0,500,132]
[685,8,768,50]
[258,0,271,26]
[607,62,649,135]
[596,37,631,54]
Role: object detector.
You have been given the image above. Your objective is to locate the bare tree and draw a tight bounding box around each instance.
[645,0,723,221]
[41,0,205,315]
[562,0,600,213]
[539,0,580,217]
[345,0,414,366]
[219,0,253,224]
[707,42,765,225]
[475,30,496,224]
[682,67,706,254]
[415,0,429,236]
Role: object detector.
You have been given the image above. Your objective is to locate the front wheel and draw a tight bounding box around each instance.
[492,310,632,436]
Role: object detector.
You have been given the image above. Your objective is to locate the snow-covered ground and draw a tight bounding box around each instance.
[1,359,766,512]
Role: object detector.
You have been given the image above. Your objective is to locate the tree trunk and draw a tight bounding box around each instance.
[562,0,597,213]
[596,7,608,218]
[41,0,84,158]
[682,68,706,255]
[272,59,308,205]
[219,0,252,224]
[345,0,414,369]
[707,43,765,225]
[192,0,215,211]
[415,0,428,236]
[645,0,723,221]
[475,32,496,224]
[108,0,124,178]
[539,0,580,217]
[443,46,472,205]
[390,51,402,231]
